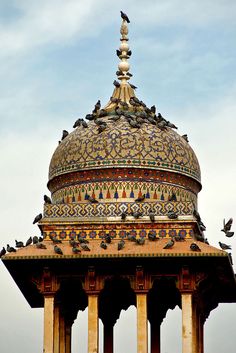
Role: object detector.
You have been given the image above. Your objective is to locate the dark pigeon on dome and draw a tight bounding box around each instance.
[44,195,52,204]
[129,83,137,90]
[182,134,189,143]
[127,50,132,56]
[113,80,121,88]
[73,118,82,128]
[94,100,101,112]
[116,49,122,57]
[61,130,69,140]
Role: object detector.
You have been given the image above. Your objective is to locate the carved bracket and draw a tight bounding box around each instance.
[178,266,196,293]
[32,267,60,295]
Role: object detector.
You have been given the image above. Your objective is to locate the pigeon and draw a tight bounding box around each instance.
[113,80,120,88]
[131,211,143,219]
[221,218,233,233]
[148,231,157,241]
[78,237,89,244]
[225,231,234,238]
[219,241,231,250]
[85,114,95,121]
[7,244,16,253]
[120,11,130,23]
[87,195,99,203]
[136,238,145,245]
[190,243,201,252]
[199,221,206,232]
[100,241,107,250]
[44,195,52,204]
[105,234,112,244]
[94,100,101,111]
[49,235,62,244]
[61,130,69,140]
[36,242,47,249]
[72,246,81,254]
[118,239,125,250]
[25,236,32,246]
[98,124,107,134]
[127,233,136,242]
[33,213,42,224]
[73,118,82,128]
[204,238,209,245]
[116,70,123,76]
[110,97,121,104]
[150,105,156,114]
[149,212,155,222]
[129,83,137,90]
[163,238,175,249]
[98,109,108,118]
[167,211,178,219]
[116,49,122,57]
[54,245,63,255]
[81,243,90,251]
[119,101,129,109]
[182,134,189,143]
[0,247,6,257]
[33,236,39,244]
[127,72,133,77]
[127,50,132,56]
[169,192,177,202]
[81,120,88,128]
[69,239,79,247]
[166,121,178,129]
[15,240,24,248]
[135,194,145,202]
[121,212,127,220]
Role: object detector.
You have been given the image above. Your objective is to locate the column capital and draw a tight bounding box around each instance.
[84,266,101,294]
[33,267,60,296]
[134,265,150,293]
[178,266,196,293]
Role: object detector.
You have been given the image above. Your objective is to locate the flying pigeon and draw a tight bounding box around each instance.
[219,241,231,250]
[225,231,234,238]
[221,218,233,233]
[120,11,130,23]
[33,213,42,224]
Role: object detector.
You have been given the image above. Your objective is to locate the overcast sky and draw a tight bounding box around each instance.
[0,1,236,352]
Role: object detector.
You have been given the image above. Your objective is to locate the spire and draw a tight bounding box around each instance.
[104,12,137,112]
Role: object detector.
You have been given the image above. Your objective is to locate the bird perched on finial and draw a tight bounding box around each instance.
[61,130,69,140]
[219,242,231,250]
[190,243,201,252]
[33,213,42,224]
[44,195,52,204]
[113,80,121,88]
[129,83,137,90]
[116,49,122,57]
[120,11,130,23]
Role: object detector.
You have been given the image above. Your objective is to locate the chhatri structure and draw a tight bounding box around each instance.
[2,14,236,353]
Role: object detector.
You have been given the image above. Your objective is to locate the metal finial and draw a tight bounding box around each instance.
[117,17,131,82]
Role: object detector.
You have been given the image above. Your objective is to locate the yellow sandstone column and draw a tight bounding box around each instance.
[136,293,148,353]
[88,294,99,353]
[181,292,198,353]
[54,305,60,353]
[65,320,72,353]
[59,312,66,353]
[43,295,55,353]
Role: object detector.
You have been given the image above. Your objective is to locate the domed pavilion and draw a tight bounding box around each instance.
[2,14,236,353]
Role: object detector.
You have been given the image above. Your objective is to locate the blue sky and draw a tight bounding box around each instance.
[0,1,236,352]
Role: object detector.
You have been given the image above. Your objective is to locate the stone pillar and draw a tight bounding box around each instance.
[103,322,113,353]
[181,292,199,353]
[150,320,160,353]
[88,294,99,353]
[59,312,66,353]
[136,293,148,353]
[54,305,60,353]
[65,320,72,353]
[43,295,55,353]
[199,315,204,353]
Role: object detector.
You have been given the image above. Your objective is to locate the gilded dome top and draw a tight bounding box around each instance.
[48,115,201,184]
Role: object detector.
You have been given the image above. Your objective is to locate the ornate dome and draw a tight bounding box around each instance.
[48,116,201,184]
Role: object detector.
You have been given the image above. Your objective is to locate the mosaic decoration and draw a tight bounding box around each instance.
[44,201,194,218]
[42,224,194,241]
[48,168,201,195]
[51,180,197,205]
[49,117,201,182]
